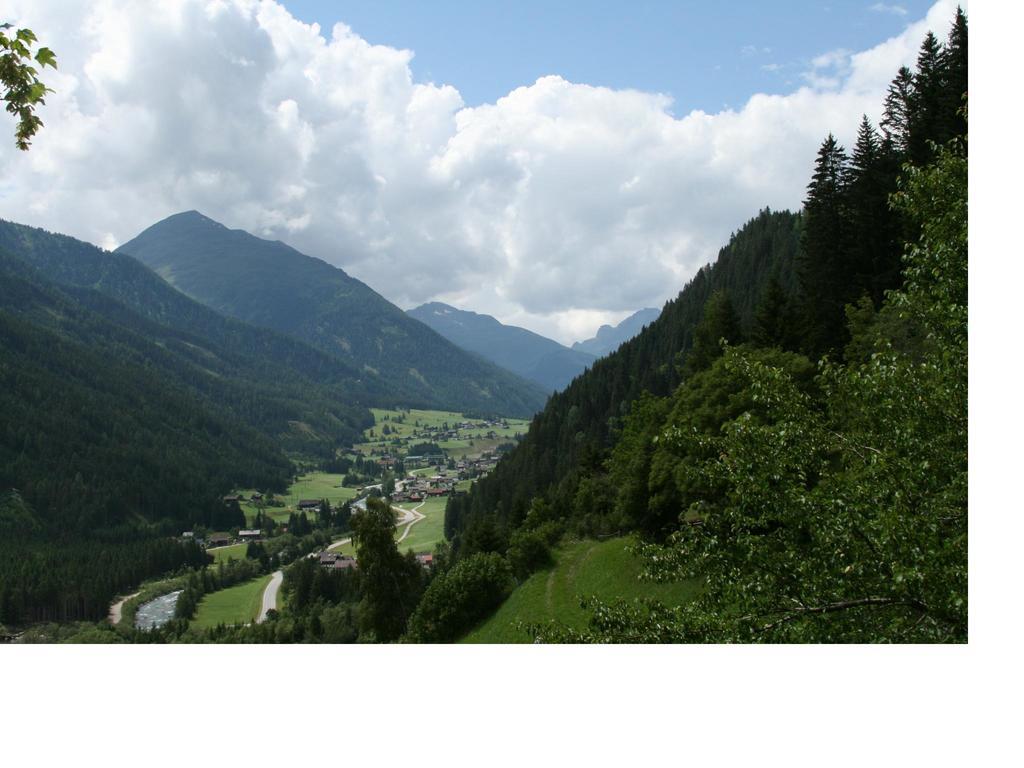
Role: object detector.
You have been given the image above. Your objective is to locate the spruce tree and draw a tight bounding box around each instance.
[847,116,901,305]
[683,290,742,376]
[752,275,794,349]
[798,134,850,356]
[908,32,944,164]
[881,67,914,158]
[941,7,968,143]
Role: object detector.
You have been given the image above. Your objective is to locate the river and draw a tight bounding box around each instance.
[134,590,183,630]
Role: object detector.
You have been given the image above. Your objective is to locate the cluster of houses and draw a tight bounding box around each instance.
[391,472,458,503]
[181,529,264,549]
[405,420,510,444]
[316,550,434,571]
[454,453,501,480]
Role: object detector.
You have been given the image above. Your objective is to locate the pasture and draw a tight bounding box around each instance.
[190,574,272,630]
[460,537,699,643]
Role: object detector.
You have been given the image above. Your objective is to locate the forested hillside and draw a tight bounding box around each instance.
[445,10,967,643]
[0,220,387,625]
[117,212,548,418]
[0,220,387,451]
[445,207,803,546]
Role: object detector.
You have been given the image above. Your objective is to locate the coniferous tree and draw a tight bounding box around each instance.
[752,275,795,349]
[908,32,945,164]
[941,7,968,143]
[798,134,850,357]
[682,290,742,377]
[847,116,902,306]
[881,66,914,158]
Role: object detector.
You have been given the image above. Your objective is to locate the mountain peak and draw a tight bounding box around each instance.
[572,307,661,357]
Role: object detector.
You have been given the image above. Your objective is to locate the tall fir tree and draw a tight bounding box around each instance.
[908,32,945,165]
[798,134,850,357]
[941,6,968,143]
[847,115,902,306]
[881,66,914,158]
[682,290,742,377]
[752,275,795,350]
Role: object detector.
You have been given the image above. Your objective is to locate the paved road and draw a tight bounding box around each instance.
[257,570,283,624]
[255,503,426,622]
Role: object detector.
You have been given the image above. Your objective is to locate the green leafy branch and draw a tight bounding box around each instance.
[1,23,57,150]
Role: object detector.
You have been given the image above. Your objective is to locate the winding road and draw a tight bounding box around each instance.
[257,571,283,624]
[255,500,427,622]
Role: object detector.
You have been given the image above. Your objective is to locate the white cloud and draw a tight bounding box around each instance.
[0,0,965,344]
[870,3,909,16]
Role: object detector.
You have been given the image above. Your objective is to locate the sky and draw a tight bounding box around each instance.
[0,0,965,345]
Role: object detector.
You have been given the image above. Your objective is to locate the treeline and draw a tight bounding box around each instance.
[445,10,968,642]
[0,528,207,625]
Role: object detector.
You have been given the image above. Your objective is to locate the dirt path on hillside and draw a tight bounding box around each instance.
[108,592,140,626]
[394,500,426,544]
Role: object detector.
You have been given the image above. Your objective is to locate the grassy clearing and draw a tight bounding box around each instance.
[209,542,248,565]
[190,574,272,630]
[460,537,699,644]
[354,408,529,460]
[395,497,447,554]
[235,472,359,524]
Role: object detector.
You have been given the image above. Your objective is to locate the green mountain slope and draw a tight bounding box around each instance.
[445,209,801,541]
[407,302,596,392]
[0,219,377,460]
[117,212,548,417]
[0,249,295,533]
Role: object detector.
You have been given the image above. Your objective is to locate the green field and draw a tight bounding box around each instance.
[235,472,359,524]
[190,574,272,630]
[460,537,700,643]
[355,408,529,461]
[327,497,447,559]
[209,542,248,565]
[395,497,447,554]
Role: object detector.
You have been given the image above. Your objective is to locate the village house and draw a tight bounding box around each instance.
[238,529,263,540]
[297,499,321,512]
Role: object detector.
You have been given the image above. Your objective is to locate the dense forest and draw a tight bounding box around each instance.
[445,9,967,642]
[0,223,381,623]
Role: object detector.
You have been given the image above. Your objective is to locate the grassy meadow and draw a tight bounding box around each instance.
[460,537,699,643]
[354,408,529,461]
[235,472,359,524]
[190,574,272,630]
[395,497,447,554]
[209,542,248,565]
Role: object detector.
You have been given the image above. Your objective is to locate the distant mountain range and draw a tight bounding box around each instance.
[117,212,547,418]
[408,302,596,393]
[571,308,661,357]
